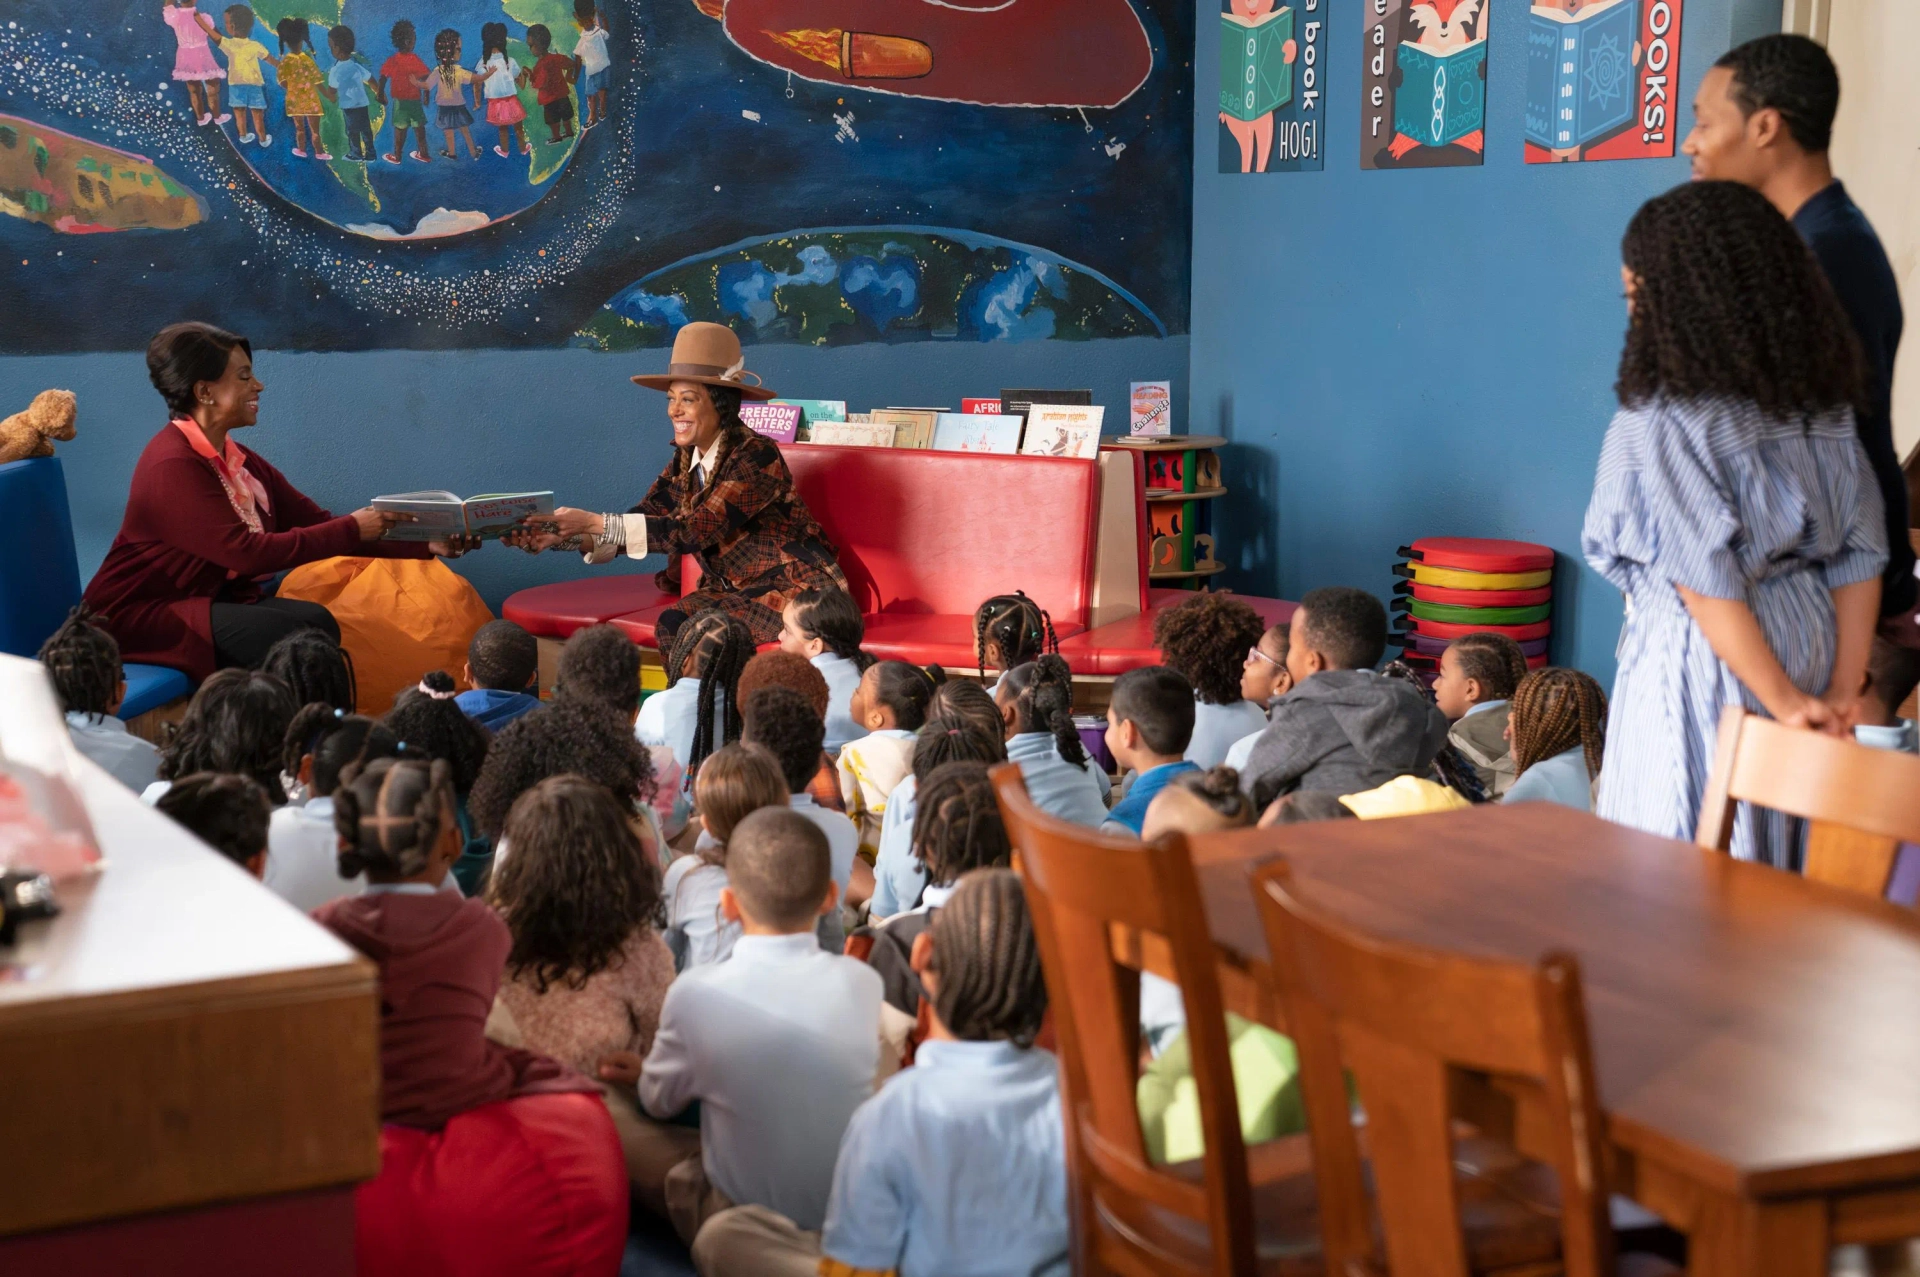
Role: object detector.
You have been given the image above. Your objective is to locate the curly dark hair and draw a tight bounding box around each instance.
[738,650,830,717]
[911,714,1008,786]
[1153,593,1265,705]
[996,654,1086,766]
[786,586,873,671]
[469,619,538,694]
[261,628,356,714]
[974,591,1058,676]
[912,761,1011,885]
[1717,34,1839,154]
[156,772,271,869]
[158,669,298,804]
[1618,181,1866,418]
[742,685,825,792]
[385,671,491,793]
[490,775,663,994]
[333,757,454,881]
[37,606,120,719]
[555,624,641,718]
[468,698,656,836]
[926,868,1046,1047]
[1510,667,1608,779]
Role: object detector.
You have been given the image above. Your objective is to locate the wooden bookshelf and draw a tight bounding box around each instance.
[1101,435,1228,589]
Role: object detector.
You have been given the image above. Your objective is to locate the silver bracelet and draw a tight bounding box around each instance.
[597,513,626,549]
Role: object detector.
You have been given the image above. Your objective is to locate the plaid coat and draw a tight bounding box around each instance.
[634,423,847,642]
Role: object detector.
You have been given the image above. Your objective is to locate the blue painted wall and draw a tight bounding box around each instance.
[2,337,1186,613]
[1190,0,1770,686]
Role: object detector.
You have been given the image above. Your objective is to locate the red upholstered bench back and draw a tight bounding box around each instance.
[780,444,1101,630]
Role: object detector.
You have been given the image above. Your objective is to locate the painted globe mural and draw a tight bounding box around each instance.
[224,0,585,239]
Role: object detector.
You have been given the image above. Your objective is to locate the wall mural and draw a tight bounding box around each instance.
[0,0,1190,351]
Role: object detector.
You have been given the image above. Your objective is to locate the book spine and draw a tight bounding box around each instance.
[1555,24,1579,147]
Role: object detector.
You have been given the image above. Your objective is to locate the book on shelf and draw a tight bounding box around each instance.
[774,398,848,425]
[1019,405,1105,460]
[809,421,898,447]
[370,490,554,541]
[739,402,802,443]
[846,412,874,423]
[1130,380,1172,436]
[1220,5,1294,123]
[1524,0,1637,149]
[870,408,938,449]
[961,398,1004,415]
[932,412,1025,454]
[1001,387,1093,420]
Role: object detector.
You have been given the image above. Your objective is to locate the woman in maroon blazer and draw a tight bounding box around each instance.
[84,323,472,679]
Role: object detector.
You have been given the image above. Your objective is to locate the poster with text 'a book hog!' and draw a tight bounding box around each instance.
[1220,0,1327,172]
[1524,0,1684,162]
[1359,0,1489,169]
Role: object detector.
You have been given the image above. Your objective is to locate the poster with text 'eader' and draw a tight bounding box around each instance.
[1524,0,1685,162]
[1359,0,1489,170]
[1220,0,1326,171]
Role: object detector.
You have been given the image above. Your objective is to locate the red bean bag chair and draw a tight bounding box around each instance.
[356,1093,628,1277]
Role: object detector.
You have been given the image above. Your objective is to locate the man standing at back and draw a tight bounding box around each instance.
[1684,33,1917,718]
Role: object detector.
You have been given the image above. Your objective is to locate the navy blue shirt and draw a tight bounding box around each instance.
[1793,180,1914,616]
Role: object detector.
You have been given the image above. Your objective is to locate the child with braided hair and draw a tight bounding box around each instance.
[837,661,944,863]
[260,628,356,714]
[266,707,402,910]
[315,758,598,1130]
[639,609,755,779]
[780,585,873,753]
[1153,593,1271,768]
[972,590,1059,689]
[146,668,298,805]
[1504,668,1608,811]
[693,868,1066,1277]
[869,713,1008,919]
[995,654,1110,827]
[38,607,162,794]
[1434,632,1530,798]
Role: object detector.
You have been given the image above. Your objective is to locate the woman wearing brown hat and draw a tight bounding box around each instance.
[516,322,848,647]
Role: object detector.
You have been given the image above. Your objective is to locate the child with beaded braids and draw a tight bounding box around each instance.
[638,609,756,779]
[995,653,1111,828]
[693,868,1066,1277]
[37,607,162,794]
[837,661,943,863]
[869,706,1008,920]
[779,585,873,753]
[315,758,598,1130]
[1504,668,1608,812]
[972,590,1058,689]
[1153,593,1271,768]
[266,707,403,910]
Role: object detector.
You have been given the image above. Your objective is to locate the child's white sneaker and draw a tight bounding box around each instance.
[238,131,254,142]
[492,144,510,157]
[258,132,272,146]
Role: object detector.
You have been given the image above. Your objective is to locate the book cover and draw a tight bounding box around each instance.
[1001,388,1093,420]
[774,398,847,424]
[961,398,1004,415]
[739,402,803,443]
[1220,6,1294,123]
[1018,405,1105,459]
[846,412,874,423]
[1393,37,1488,149]
[1129,380,1173,435]
[808,421,898,447]
[932,412,1025,454]
[870,408,939,449]
[1524,0,1639,151]
[372,490,555,541]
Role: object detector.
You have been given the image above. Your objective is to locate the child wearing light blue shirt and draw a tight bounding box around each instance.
[1501,668,1606,813]
[869,714,1007,918]
[777,587,871,755]
[995,656,1110,827]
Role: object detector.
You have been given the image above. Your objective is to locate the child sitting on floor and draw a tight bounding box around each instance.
[838,661,941,862]
[489,775,677,1196]
[1504,668,1607,812]
[1102,666,1200,835]
[386,670,494,891]
[468,696,656,866]
[37,607,161,795]
[995,654,1110,828]
[641,610,755,781]
[262,628,356,715]
[743,686,860,937]
[627,807,883,1244]
[268,707,401,910]
[552,624,681,836]
[1240,587,1449,804]
[1224,621,1293,773]
[870,713,1008,920]
[456,619,542,732]
[156,772,272,877]
[315,757,596,1129]
[665,743,790,969]
[738,650,845,813]
[779,586,872,754]
[1432,632,1529,799]
[146,669,299,805]
[691,867,1064,1277]
[1154,593,1271,768]
[973,590,1059,689]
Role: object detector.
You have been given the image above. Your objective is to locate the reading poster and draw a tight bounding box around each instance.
[1359,0,1489,170]
[1524,0,1685,162]
[1219,0,1326,172]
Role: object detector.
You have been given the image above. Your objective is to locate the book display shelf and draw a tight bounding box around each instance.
[1100,434,1228,589]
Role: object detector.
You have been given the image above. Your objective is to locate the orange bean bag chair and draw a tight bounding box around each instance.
[355,1092,628,1277]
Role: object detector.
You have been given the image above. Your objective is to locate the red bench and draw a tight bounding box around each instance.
[502,444,1292,678]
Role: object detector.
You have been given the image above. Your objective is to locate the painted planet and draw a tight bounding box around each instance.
[576,227,1165,348]
[219,0,585,239]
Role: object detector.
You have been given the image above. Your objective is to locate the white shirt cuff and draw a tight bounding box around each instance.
[580,514,649,564]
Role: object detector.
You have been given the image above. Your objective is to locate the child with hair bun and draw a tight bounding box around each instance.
[973,590,1059,689]
[665,743,791,969]
[838,661,943,862]
[316,757,595,1129]
[869,711,1008,919]
[266,706,402,910]
[1154,593,1271,769]
[386,670,494,890]
[995,653,1110,826]
[779,586,873,753]
[1504,668,1608,812]
[1433,632,1529,798]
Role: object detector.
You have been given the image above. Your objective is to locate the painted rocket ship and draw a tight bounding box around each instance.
[713,0,1155,109]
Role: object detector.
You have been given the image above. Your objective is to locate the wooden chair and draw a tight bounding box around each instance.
[1252,858,1673,1277]
[991,762,1323,1277]
[1697,706,1920,898]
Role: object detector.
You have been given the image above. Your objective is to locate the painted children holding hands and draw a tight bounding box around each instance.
[378,20,432,163]
[526,24,578,144]
[212,5,276,146]
[162,0,229,126]
[274,18,327,159]
[474,21,531,158]
[417,28,480,160]
[573,0,612,128]
[319,24,378,162]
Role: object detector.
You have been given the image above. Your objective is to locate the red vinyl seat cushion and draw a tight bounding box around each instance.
[502,576,679,639]
[1404,536,1554,574]
[355,1093,627,1277]
[862,611,1087,671]
[1065,595,1298,676]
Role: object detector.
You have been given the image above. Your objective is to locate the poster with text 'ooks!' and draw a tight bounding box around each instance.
[1524,0,1684,162]
[1220,0,1325,172]
[1359,0,1488,170]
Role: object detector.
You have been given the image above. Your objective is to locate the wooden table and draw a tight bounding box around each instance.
[1165,803,1920,1277]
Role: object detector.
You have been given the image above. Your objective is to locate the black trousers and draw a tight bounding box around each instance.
[209,597,339,670]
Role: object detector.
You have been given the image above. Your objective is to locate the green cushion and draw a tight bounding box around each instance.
[1406,599,1552,626]
[1137,1014,1304,1164]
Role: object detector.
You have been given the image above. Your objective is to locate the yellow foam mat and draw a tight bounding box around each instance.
[1407,563,1552,590]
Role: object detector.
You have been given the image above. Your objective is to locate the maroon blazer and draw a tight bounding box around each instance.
[82,424,426,679]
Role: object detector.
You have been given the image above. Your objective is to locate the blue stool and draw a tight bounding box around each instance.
[0,455,193,716]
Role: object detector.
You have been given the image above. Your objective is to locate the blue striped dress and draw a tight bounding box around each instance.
[1581,395,1886,869]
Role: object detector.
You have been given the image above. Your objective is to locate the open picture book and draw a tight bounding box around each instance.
[370,491,555,541]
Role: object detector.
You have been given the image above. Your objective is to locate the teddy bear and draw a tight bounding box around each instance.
[0,390,78,463]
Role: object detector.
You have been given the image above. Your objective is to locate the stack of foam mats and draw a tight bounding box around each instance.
[1390,537,1553,679]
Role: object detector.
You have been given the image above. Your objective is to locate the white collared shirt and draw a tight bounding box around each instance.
[65,711,160,795]
[639,931,882,1229]
[266,796,368,912]
[812,652,865,755]
[636,676,727,773]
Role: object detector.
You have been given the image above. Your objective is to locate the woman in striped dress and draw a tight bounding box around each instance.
[1582,181,1886,868]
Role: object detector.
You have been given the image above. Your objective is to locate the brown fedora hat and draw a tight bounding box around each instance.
[631,321,778,401]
